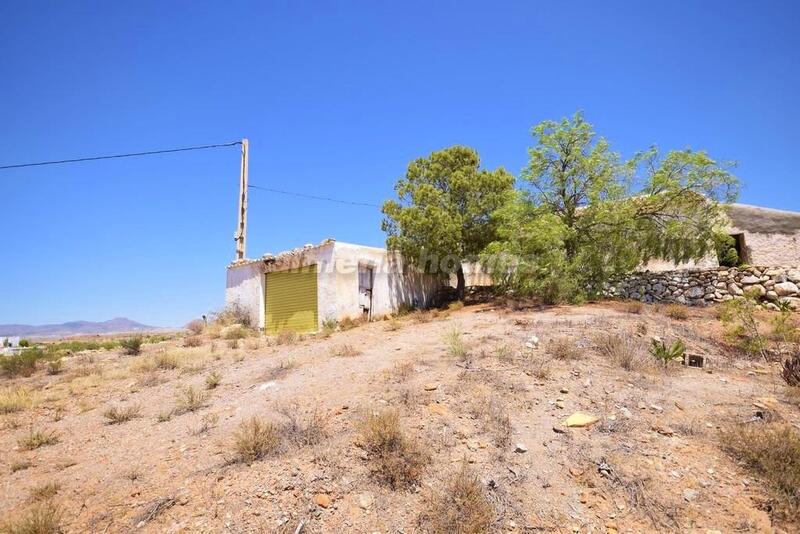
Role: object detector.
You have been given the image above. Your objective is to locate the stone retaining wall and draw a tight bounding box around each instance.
[609,266,800,310]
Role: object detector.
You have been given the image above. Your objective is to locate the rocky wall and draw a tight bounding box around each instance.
[609,266,800,310]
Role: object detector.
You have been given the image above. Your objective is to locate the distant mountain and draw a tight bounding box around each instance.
[0,318,162,338]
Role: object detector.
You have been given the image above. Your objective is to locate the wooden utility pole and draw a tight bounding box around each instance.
[234,138,249,261]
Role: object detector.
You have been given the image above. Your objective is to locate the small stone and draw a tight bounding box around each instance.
[555,400,565,409]
[314,493,331,508]
[552,425,567,434]
[620,407,632,419]
[514,443,528,453]
[424,383,439,391]
[683,488,699,502]
[358,493,373,510]
[560,387,569,394]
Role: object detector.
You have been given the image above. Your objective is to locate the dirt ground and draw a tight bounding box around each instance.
[1,301,798,533]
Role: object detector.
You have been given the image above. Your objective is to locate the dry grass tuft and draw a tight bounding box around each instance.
[388,361,416,382]
[278,405,330,447]
[0,386,37,414]
[524,355,551,379]
[186,319,205,335]
[18,428,59,450]
[103,404,141,425]
[720,422,800,522]
[183,335,202,348]
[205,371,221,389]
[330,344,362,357]
[275,330,298,345]
[262,360,297,381]
[358,409,428,489]
[624,300,644,314]
[1,500,61,534]
[232,416,281,464]
[664,304,689,320]
[444,327,469,359]
[596,333,647,371]
[174,385,208,414]
[421,463,494,534]
[28,482,60,502]
[384,318,402,332]
[338,315,366,331]
[11,460,33,473]
[548,337,581,360]
[470,395,513,446]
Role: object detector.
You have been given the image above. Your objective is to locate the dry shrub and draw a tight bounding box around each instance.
[596,333,647,371]
[388,361,415,382]
[213,303,252,328]
[524,355,551,379]
[18,428,59,450]
[183,336,202,348]
[232,416,281,464]
[262,360,297,381]
[1,500,61,534]
[223,325,249,341]
[45,359,63,375]
[448,300,465,311]
[421,463,494,534]
[624,300,644,314]
[664,304,689,321]
[275,330,298,345]
[186,319,205,335]
[358,409,428,489]
[385,318,402,332]
[278,405,329,446]
[339,315,366,331]
[548,337,581,360]
[0,386,37,414]
[11,460,33,473]
[103,404,141,425]
[720,422,800,522]
[28,482,60,502]
[330,344,362,357]
[411,309,439,323]
[782,354,800,387]
[205,371,221,389]
[470,396,512,446]
[494,344,514,363]
[120,336,143,355]
[174,385,208,414]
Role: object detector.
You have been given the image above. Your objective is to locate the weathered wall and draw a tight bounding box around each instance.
[225,262,265,328]
[225,240,443,332]
[610,265,800,310]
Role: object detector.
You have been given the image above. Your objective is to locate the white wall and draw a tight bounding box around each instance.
[225,262,265,328]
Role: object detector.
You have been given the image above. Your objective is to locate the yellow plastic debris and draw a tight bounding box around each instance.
[564,412,599,428]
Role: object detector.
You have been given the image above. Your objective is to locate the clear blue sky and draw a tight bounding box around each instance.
[1,1,798,327]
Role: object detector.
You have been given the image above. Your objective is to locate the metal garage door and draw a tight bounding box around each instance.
[265,265,318,334]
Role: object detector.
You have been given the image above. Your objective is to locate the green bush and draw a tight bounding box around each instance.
[649,338,686,368]
[18,339,30,348]
[0,349,46,377]
[120,337,143,355]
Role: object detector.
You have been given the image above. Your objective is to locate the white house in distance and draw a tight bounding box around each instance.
[225,239,442,334]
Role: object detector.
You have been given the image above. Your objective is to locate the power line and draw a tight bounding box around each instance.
[248,184,381,208]
[0,141,242,171]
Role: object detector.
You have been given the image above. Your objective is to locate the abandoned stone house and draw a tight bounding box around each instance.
[226,239,441,334]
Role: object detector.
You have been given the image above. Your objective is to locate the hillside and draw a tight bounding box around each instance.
[0,317,160,338]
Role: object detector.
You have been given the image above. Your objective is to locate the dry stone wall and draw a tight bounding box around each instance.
[609,266,800,310]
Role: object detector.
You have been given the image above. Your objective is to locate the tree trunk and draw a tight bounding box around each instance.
[456,264,466,301]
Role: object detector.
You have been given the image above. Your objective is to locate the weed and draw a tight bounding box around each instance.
[320,318,338,337]
[232,416,281,463]
[153,352,178,370]
[385,318,402,332]
[28,482,60,501]
[0,386,37,414]
[548,337,581,360]
[103,404,141,424]
[494,344,514,362]
[275,330,298,345]
[524,355,551,379]
[358,409,428,489]
[330,344,361,357]
[11,460,32,473]
[388,361,415,382]
[649,338,686,368]
[339,316,365,331]
[771,312,799,344]
[120,337,143,355]
[624,300,644,314]
[664,304,689,320]
[223,325,249,341]
[719,296,768,359]
[1,501,61,534]
[18,428,59,450]
[262,360,297,381]
[183,335,202,348]
[193,412,219,435]
[205,371,222,389]
[278,405,329,446]
[156,411,173,423]
[227,338,239,349]
[45,358,64,375]
[132,496,177,528]
[720,422,800,522]
[174,385,208,414]
[470,396,513,446]
[421,463,494,534]
[596,333,646,371]
[444,327,469,359]
[448,300,465,312]
[213,302,253,328]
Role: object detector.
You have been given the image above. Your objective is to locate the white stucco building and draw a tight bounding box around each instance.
[225,239,442,334]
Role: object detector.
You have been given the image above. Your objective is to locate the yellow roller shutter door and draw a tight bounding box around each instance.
[265,265,318,334]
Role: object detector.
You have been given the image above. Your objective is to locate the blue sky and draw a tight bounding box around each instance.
[1,1,798,327]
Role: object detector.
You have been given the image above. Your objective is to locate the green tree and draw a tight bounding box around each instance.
[484,112,739,302]
[382,146,514,297]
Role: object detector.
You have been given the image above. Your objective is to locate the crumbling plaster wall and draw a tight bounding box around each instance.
[225,262,265,328]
